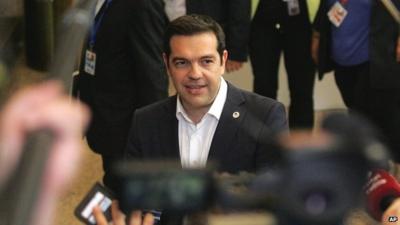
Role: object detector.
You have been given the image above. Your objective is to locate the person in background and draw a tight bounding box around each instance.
[163,0,251,73]
[250,0,316,129]
[73,0,169,191]
[312,0,400,161]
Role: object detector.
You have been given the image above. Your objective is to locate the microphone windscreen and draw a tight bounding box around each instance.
[365,169,400,220]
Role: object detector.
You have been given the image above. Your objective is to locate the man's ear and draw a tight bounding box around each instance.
[221,50,228,74]
[222,50,228,65]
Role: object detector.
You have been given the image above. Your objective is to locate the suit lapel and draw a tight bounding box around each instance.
[159,96,180,159]
[208,83,246,162]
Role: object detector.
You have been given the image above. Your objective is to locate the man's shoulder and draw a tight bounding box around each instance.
[227,84,288,133]
[228,84,283,109]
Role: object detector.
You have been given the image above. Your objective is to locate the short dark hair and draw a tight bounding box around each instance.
[163,14,226,61]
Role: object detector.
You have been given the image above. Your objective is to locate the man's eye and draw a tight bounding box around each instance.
[175,61,188,67]
[201,59,214,65]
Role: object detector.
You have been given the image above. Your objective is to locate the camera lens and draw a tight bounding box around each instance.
[304,192,330,215]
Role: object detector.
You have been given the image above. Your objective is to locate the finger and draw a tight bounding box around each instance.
[227,63,238,73]
[234,63,241,71]
[111,201,126,225]
[143,213,155,225]
[130,211,143,225]
[93,206,109,225]
[37,98,89,192]
[235,62,243,70]
[311,38,319,65]
[0,82,63,182]
[231,63,238,71]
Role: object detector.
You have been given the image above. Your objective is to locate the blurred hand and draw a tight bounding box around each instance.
[0,81,90,225]
[225,60,243,73]
[93,201,155,225]
[382,197,400,225]
[278,130,333,151]
[311,31,320,65]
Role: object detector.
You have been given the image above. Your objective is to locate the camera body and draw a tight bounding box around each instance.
[113,161,215,214]
[113,114,390,225]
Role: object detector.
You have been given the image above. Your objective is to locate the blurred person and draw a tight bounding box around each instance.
[0,81,89,225]
[312,0,400,160]
[163,0,251,73]
[249,0,316,129]
[125,14,288,225]
[73,0,169,191]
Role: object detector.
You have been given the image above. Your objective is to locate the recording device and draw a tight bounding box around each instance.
[113,161,215,213]
[75,183,114,224]
[112,113,390,225]
[365,169,400,221]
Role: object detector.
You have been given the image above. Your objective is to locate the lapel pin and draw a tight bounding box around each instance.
[232,111,240,119]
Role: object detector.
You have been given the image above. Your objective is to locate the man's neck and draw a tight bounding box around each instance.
[182,104,210,124]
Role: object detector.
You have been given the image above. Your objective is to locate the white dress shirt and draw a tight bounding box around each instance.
[163,0,186,21]
[176,78,227,169]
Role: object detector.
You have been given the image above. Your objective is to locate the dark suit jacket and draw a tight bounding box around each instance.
[186,0,251,62]
[74,0,169,156]
[312,0,334,79]
[369,0,400,89]
[313,0,400,88]
[126,82,288,173]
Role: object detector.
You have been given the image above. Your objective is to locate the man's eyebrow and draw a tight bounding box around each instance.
[171,55,216,62]
[171,57,188,62]
[200,55,216,59]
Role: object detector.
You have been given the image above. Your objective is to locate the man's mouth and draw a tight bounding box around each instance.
[184,84,207,94]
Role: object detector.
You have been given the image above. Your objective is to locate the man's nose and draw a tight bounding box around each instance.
[188,63,202,80]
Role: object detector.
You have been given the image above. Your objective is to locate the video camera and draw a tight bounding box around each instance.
[112,113,390,225]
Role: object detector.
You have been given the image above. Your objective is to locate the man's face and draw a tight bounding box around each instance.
[165,32,228,112]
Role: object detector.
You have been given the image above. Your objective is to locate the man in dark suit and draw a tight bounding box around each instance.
[164,0,251,73]
[73,0,169,191]
[125,15,287,224]
[126,14,288,172]
[250,0,315,129]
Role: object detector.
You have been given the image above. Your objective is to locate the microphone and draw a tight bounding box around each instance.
[365,169,400,220]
